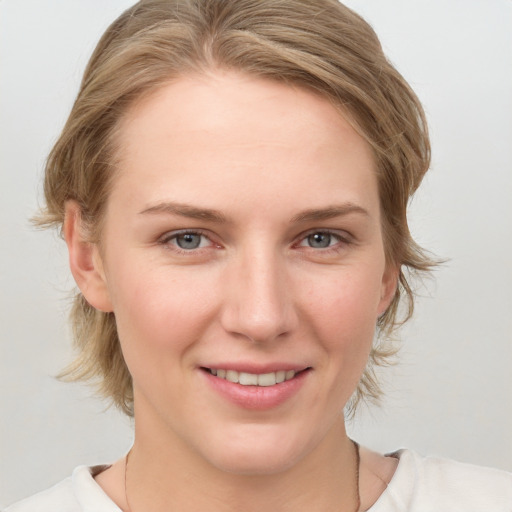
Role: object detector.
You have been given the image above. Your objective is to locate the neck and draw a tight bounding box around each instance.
[125,415,359,512]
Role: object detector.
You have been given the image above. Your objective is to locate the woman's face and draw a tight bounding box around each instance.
[85,71,396,474]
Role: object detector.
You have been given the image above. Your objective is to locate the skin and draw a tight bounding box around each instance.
[65,71,398,511]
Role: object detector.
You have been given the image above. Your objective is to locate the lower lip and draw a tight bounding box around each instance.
[201,369,310,410]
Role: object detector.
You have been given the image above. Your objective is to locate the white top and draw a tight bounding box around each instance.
[6,449,512,511]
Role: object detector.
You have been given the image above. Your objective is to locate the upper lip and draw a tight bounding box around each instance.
[199,363,310,374]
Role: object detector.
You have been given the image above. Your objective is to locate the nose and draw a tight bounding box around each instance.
[220,247,298,344]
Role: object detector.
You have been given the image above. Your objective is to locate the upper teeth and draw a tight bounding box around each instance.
[210,369,296,386]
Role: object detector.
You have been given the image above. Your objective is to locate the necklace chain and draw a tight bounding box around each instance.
[353,440,361,512]
[124,440,361,512]
[124,448,131,512]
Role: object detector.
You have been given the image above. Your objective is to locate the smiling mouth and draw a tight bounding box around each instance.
[202,368,310,387]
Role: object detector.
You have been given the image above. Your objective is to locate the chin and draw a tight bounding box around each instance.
[210,448,300,476]
[197,425,314,476]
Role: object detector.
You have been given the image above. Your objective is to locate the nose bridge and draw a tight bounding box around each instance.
[222,243,295,343]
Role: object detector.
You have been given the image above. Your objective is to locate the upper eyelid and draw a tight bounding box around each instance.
[296,228,352,242]
[159,228,211,241]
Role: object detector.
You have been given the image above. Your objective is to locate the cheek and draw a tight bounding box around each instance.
[107,264,218,367]
[301,266,383,353]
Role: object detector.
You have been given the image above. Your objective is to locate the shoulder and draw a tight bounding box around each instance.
[370,449,512,512]
[402,449,512,504]
[4,465,120,512]
[4,476,78,512]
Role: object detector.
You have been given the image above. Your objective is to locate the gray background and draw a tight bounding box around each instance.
[1,0,511,507]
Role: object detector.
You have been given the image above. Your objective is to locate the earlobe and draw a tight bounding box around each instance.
[378,265,399,317]
[63,201,113,312]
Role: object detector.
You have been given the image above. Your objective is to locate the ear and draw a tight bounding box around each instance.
[377,264,399,317]
[63,201,113,312]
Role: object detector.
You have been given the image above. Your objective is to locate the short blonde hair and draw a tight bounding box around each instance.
[38,0,435,416]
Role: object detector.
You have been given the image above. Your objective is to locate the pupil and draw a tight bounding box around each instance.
[177,233,201,249]
[309,232,331,248]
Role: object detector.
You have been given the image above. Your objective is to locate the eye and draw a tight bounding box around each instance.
[298,231,342,249]
[174,233,205,250]
[305,232,334,248]
[160,230,213,251]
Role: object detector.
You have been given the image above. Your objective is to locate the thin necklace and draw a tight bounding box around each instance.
[124,448,132,512]
[353,439,361,512]
[124,440,361,512]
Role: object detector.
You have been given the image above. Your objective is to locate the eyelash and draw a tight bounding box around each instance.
[295,229,352,253]
[158,229,216,254]
[158,229,352,255]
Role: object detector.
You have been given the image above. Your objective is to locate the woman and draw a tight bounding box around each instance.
[5,0,511,510]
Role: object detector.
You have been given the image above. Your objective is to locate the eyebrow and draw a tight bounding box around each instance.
[291,203,370,223]
[139,202,228,223]
[139,201,369,224]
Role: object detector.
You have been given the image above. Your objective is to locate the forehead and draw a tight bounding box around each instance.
[119,71,365,151]
[111,70,378,218]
